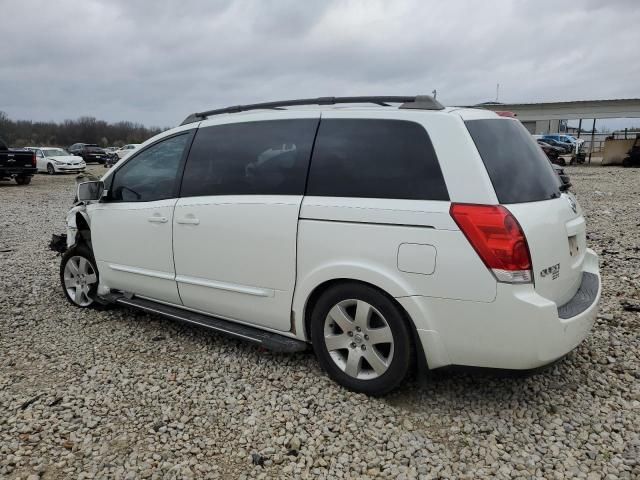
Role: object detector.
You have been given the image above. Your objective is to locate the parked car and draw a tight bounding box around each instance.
[537,140,564,165]
[538,137,573,154]
[115,144,141,159]
[53,96,601,395]
[0,138,37,185]
[26,147,86,174]
[68,143,107,164]
[543,134,584,147]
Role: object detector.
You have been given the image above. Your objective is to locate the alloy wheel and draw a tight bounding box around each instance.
[323,299,394,380]
[63,255,98,306]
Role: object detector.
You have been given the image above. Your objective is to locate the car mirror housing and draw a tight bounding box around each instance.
[77,181,105,202]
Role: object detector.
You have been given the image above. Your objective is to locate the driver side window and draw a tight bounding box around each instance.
[110,134,190,202]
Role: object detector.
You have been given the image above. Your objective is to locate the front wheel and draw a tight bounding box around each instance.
[47,163,56,175]
[310,283,414,396]
[60,245,100,308]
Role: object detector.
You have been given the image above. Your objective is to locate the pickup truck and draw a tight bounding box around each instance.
[0,138,37,185]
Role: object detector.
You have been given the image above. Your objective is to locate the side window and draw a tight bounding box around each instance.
[307,119,449,200]
[180,119,318,197]
[110,134,190,202]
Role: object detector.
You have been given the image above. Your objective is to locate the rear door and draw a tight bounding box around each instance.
[465,118,585,305]
[173,114,320,331]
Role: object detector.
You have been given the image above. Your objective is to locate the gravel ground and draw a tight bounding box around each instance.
[0,165,638,480]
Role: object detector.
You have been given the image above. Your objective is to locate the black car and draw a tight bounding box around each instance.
[68,143,107,164]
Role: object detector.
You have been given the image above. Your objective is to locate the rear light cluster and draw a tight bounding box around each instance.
[450,203,532,284]
[31,152,37,167]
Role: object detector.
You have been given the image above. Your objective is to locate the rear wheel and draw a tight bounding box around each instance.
[310,283,414,396]
[60,244,100,308]
[47,163,56,175]
[15,175,32,185]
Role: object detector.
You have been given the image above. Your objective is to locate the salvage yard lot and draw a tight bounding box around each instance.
[0,165,638,479]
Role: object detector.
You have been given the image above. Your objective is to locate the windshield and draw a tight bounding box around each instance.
[44,148,68,157]
[465,119,562,204]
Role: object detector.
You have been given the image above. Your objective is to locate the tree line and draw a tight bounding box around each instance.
[0,111,166,148]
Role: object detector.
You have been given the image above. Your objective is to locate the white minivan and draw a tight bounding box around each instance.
[57,96,600,395]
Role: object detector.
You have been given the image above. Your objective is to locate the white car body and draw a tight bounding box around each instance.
[63,102,600,390]
[28,147,86,173]
[115,144,140,159]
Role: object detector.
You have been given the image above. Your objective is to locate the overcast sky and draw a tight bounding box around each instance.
[1,0,639,127]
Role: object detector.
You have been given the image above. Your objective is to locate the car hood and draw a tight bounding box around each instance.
[49,155,85,163]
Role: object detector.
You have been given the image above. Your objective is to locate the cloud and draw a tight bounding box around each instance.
[1,0,639,126]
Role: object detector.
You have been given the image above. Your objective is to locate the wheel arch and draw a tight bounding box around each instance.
[65,208,92,251]
[297,277,429,372]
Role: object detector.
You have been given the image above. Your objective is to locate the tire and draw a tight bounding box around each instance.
[310,283,414,396]
[15,176,32,185]
[47,163,56,175]
[60,244,100,308]
[622,157,632,168]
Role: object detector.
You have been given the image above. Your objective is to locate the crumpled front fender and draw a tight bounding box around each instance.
[66,204,89,249]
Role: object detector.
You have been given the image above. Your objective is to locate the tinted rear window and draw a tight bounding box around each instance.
[307,119,449,200]
[465,119,561,203]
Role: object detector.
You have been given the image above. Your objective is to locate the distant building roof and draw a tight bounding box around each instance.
[470,98,640,121]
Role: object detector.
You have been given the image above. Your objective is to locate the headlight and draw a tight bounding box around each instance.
[54,160,64,165]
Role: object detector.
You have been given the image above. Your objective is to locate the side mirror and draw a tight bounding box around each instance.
[77,181,105,202]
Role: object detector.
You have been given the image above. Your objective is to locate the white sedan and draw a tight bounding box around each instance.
[115,144,140,159]
[29,147,86,174]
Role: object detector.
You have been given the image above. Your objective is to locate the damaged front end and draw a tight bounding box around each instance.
[49,233,67,254]
[49,174,96,255]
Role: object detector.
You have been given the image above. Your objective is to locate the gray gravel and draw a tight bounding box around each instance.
[1,165,639,479]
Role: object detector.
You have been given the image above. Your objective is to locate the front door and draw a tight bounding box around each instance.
[172,115,319,331]
[89,132,193,304]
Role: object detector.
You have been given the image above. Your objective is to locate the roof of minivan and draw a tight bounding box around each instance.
[180,96,500,125]
[181,104,499,122]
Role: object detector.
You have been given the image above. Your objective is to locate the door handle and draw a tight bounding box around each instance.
[148,216,168,223]
[176,217,200,225]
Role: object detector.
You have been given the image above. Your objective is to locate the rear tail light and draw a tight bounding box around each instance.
[450,203,532,283]
[31,152,36,167]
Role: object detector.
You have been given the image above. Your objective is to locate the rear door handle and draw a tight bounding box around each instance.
[176,217,200,225]
[148,216,168,223]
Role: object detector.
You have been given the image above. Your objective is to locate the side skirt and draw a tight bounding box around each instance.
[105,294,308,353]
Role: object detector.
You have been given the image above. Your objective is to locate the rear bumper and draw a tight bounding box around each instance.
[0,167,37,177]
[398,248,600,370]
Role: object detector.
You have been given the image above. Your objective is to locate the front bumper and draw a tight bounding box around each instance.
[398,248,601,370]
[55,164,86,173]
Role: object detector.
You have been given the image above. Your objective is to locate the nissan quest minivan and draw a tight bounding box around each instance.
[58,96,601,395]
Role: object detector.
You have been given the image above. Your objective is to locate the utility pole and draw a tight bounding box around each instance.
[496,83,500,102]
[432,89,437,100]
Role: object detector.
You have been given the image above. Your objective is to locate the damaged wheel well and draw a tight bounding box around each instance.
[74,212,92,250]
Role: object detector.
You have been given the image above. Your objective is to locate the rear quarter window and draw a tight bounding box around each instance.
[307,119,449,201]
[465,119,561,204]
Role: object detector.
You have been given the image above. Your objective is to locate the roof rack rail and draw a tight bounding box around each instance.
[180,95,444,125]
